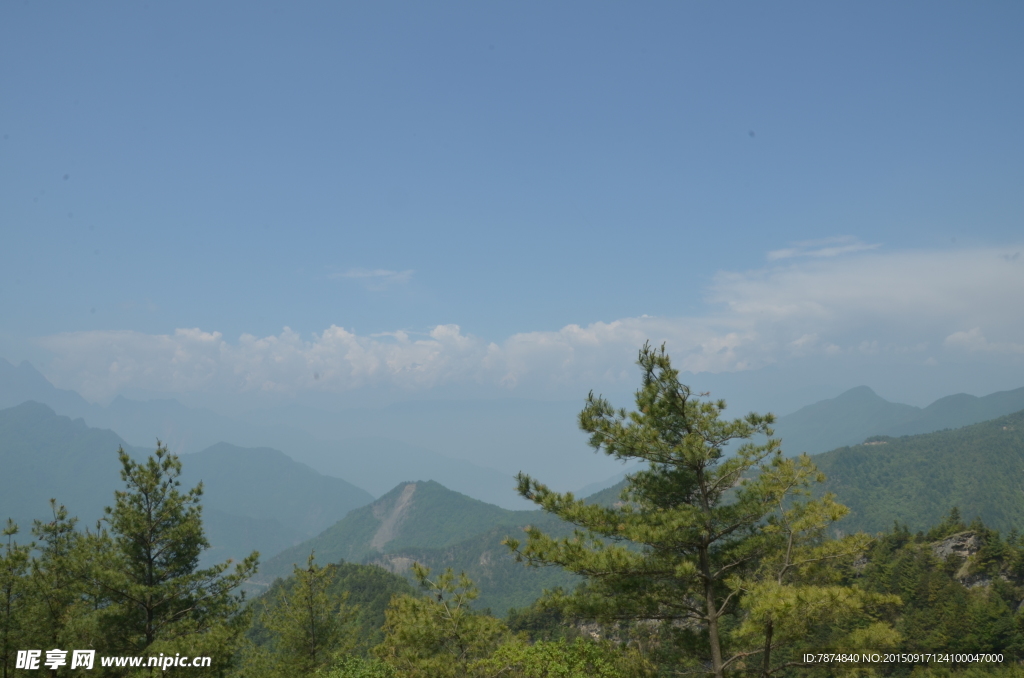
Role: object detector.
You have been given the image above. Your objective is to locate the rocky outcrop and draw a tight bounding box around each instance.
[931,531,981,561]
[928,531,1014,589]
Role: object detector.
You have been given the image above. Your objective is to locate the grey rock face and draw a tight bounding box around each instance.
[931,531,981,561]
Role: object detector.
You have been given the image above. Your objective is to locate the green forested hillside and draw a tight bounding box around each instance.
[369,518,579,615]
[255,480,538,584]
[813,408,1024,534]
[248,560,419,653]
[256,480,632,614]
[579,479,629,508]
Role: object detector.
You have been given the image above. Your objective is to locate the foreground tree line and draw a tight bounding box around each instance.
[2,345,1024,677]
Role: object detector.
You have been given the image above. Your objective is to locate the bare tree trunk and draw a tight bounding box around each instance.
[761,618,774,678]
[700,546,724,678]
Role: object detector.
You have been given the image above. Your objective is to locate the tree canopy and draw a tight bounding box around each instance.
[506,343,892,676]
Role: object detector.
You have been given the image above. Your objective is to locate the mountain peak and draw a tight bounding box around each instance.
[370,483,418,551]
[834,385,882,402]
[256,479,527,584]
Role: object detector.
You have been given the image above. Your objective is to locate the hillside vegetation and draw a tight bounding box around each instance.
[248,560,419,653]
[254,481,572,608]
[255,480,530,578]
[369,520,579,615]
[813,408,1024,534]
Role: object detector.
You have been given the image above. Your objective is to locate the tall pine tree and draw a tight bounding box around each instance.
[0,520,30,678]
[506,343,889,677]
[246,552,357,678]
[93,444,257,673]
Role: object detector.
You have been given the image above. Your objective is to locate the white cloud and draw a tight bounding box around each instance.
[36,245,1024,402]
[944,328,1024,355]
[767,236,879,261]
[331,268,413,291]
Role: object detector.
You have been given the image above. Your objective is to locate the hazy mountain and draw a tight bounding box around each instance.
[289,436,529,508]
[773,384,1024,455]
[0,358,95,415]
[201,509,301,570]
[179,442,373,540]
[574,463,641,497]
[882,387,1024,437]
[813,408,1024,535]
[0,359,533,509]
[772,386,920,455]
[238,398,627,496]
[0,400,135,530]
[0,402,372,566]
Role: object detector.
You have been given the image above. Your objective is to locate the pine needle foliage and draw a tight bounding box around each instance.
[0,520,30,678]
[249,552,358,677]
[93,443,258,672]
[505,343,886,677]
[375,564,509,677]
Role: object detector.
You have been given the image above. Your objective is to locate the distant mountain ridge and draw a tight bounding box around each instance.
[179,442,373,543]
[0,358,534,509]
[257,405,1024,614]
[811,408,1024,535]
[0,402,372,566]
[773,384,1024,455]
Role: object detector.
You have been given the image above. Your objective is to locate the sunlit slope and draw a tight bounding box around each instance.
[369,520,577,616]
[813,409,1024,534]
[255,480,540,581]
[256,479,604,614]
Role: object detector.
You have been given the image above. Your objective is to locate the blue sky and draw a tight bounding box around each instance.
[2,1,1023,411]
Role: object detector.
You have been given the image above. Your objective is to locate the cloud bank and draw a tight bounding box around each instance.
[766,236,880,261]
[38,246,1024,402]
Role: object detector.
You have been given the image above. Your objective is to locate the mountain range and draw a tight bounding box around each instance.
[813,408,1024,535]
[0,402,372,566]
[0,358,537,509]
[772,384,1024,455]
[257,405,1024,612]
[5,364,1024,616]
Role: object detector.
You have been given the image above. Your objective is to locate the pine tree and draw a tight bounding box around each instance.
[375,564,508,678]
[471,637,654,678]
[0,520,30,678]
[93,443,257,673]
[727,456,900,676]
[27,501,92,675]
[255,552,357,677]
[505,343,886,677]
